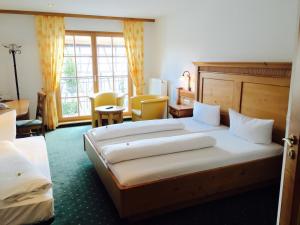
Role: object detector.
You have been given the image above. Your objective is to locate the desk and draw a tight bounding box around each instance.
[95,105,125,126]
[0,99,30,119]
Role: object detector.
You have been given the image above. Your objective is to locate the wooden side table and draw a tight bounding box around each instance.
[95,105,125,126]
[0,99,30,119]
[169,104,193,118]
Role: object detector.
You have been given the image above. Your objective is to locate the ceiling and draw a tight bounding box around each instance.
[0,0,194,18]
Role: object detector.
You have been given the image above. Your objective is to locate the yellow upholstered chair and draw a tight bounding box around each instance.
[90,92,125,127]
[131,95,169,121]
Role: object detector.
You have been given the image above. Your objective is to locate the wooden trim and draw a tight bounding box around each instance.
[59,115,91,122]
[193,62,292,69]
[66,30,123,37]
[56,88,63,121]
[0,9,155,22]
[91,34,99,93]
[58,119,91,126]
[193,62,292,78]
[127,76,133,114]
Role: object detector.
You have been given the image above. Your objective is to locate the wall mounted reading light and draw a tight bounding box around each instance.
[2,43,22,100]
[181,71,191,91]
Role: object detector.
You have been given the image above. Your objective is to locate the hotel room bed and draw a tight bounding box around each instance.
[0,136,54,225]
[84,62,291,219]
[84,118,284,218]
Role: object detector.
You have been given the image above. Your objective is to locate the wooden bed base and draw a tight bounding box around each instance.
[84,62,292,219]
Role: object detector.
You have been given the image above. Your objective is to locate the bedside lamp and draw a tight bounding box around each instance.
[181,71,191,91]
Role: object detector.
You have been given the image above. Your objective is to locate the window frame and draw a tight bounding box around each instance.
[56,30,132,122]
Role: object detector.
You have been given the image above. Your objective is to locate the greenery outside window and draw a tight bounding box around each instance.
[57,31,131,121]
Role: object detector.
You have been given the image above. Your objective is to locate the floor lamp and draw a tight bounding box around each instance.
[3,44,22,100]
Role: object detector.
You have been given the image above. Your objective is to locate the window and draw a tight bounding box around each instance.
[57,31,131,121]
[60,35,93,118]
[97,37,129,107]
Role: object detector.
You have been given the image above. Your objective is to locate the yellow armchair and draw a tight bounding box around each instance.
[90,92,125,127]
[131,95,169,121]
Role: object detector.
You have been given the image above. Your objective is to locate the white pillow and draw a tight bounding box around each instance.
[193,102,220,126]
[229,109,274,144]
[0,110,16,141]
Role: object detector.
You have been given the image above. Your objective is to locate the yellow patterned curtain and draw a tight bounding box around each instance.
[123,20,145,95]
[35,16,65,130]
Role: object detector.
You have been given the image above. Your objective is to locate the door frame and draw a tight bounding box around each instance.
[277,5,300,224]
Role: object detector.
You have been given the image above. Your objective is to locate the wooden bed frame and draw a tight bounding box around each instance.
[84,62,291,219]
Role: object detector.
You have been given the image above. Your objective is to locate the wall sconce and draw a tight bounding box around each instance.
[2,43,22,100]
[181,71,191,91]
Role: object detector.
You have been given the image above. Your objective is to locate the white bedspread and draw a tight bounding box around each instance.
[88,118,184,141]
[0,141,52,203]
[107,129,283,186]
[101,133,216,164]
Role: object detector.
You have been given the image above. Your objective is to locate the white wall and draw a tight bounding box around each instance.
[1,0,298,116]
[155,0,299,103]
[0,14,157,117]
[0,14,42,118]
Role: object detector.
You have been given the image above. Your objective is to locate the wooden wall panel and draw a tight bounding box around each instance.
[202,78,235,125]
[241,83,290,142]
[194,62,291,144]
[202,78,234,111]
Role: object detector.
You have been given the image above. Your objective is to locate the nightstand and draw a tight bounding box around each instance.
[169,104,193,118]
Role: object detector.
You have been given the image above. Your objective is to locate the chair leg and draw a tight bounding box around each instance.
[41,125,45,137]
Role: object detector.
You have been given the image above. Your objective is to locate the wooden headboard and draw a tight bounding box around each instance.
[193,62,292,144]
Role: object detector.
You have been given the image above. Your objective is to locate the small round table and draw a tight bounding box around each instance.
[95,105,125,126]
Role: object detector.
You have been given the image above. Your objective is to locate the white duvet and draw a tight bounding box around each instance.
[89,118,184,141]
[101,133,216,164]
[0,141,52,203]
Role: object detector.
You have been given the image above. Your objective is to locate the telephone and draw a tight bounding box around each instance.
[0,103,9,110]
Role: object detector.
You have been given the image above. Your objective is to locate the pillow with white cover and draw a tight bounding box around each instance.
[229,109,274,144]
[193,102,220,126]
[0,140,52,203]
[0,110,16,141]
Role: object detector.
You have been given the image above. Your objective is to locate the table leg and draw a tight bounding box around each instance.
[119,112,123,123]
[108,113,113,125]
[98,113,102,127]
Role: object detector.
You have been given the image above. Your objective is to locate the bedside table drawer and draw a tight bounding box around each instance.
[169,105,193,118]
[169,107,180,117]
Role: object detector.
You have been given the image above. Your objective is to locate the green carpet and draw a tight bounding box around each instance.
[46,125,280,225]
